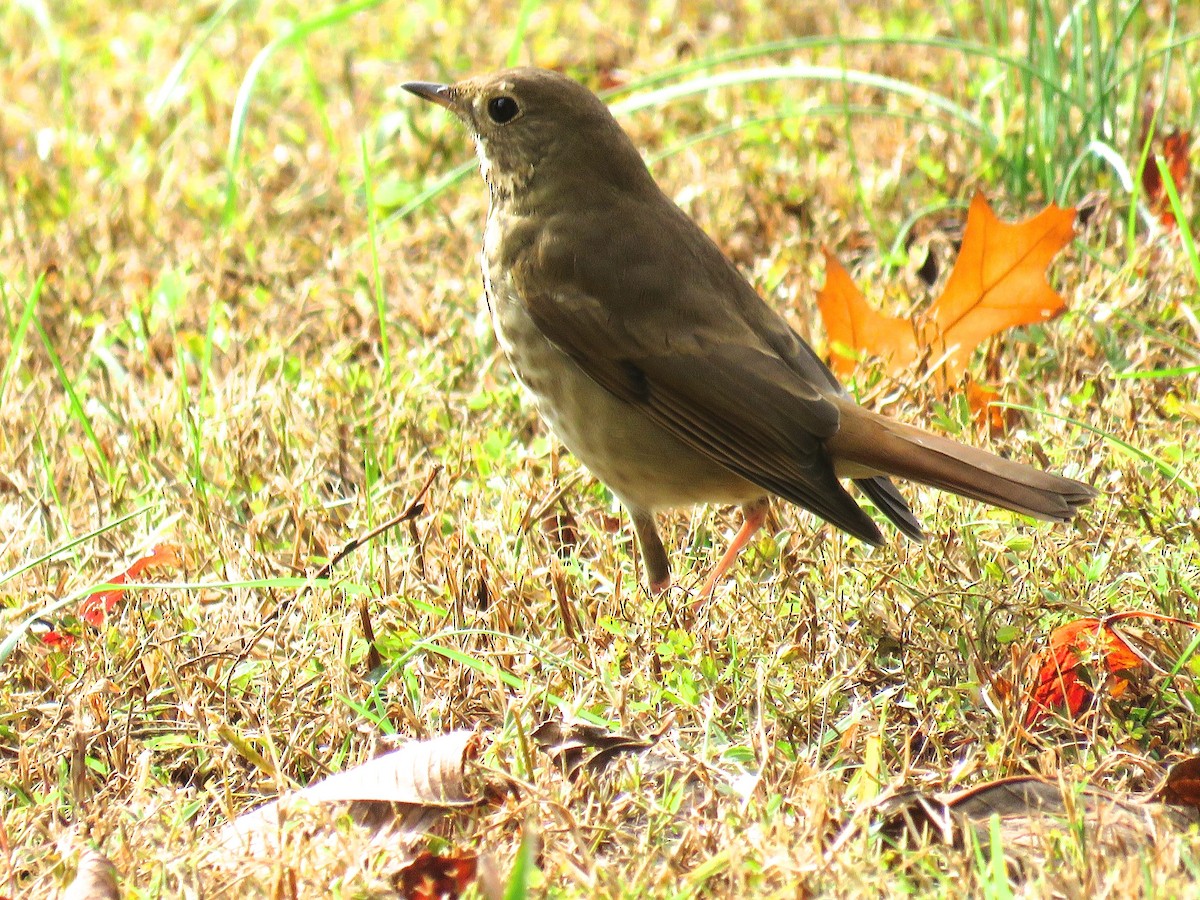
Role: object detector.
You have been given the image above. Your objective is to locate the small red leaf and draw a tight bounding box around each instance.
[39,629,77,650]
[395,851,478,900]
[1023,617,1144,726]
[1142,128,1192,229]
[79,543,182,627]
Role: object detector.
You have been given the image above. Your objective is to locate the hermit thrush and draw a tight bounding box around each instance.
[403,68,1096,595]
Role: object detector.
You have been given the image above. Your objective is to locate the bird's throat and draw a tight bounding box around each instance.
[473,135,535,203]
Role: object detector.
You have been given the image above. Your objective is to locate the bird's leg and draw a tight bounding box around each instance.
[698,498,770,598]
[632,510,671,594]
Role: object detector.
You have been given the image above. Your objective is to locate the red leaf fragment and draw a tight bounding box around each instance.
[395,851,478,900]
[39,629,77,650]
[1023,617,1141,725]
[1142,129,1192,229]
[1022,612,1199,726]
[78,543,182,627]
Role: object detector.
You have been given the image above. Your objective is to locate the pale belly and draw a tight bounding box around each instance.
[483,274,761,514]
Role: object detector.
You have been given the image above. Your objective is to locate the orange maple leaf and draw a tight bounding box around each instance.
[816,249,914,376]
[917,193,1075,381]
[817,193,1077,427]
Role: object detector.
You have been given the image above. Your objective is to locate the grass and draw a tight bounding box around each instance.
[1,0,1199,895]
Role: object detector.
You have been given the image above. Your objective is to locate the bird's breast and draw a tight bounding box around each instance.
[478,207,761,512]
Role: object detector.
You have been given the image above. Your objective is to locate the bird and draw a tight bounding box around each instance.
[403,67,1097,597]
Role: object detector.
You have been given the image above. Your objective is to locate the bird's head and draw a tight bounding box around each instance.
[403,67,652,203]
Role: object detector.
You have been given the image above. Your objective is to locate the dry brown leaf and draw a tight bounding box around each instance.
[212,730,480,858]
[1154,757,1200,809]
[540,508,580,557]
[876,773,1197,867]
[532,719,661,779]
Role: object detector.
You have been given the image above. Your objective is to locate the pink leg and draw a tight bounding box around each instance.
[698,499,769,598]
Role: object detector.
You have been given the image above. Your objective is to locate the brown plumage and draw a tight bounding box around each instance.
[404,67,1097,595]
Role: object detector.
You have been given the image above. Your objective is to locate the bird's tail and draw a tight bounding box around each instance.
[828,400,1097,522]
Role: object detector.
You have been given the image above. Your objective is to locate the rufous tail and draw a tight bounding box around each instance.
[828,400,1097,521]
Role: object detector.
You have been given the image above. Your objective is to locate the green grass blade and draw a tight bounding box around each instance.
[224,0,385,217]
[148,0,243,117]
[504,826,538,900]
[360,134,391,383]
[0,504,155,588]
[610,65,994,149]
[373,159,475,238]
[506,0,539,68]
[1059,139,1133,204]
[34,317,110,473]
[0,273,43,403]
[1156,155,1200,283]
[1111,365,1200,380]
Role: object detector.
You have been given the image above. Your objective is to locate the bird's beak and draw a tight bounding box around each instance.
[402,81,455,110]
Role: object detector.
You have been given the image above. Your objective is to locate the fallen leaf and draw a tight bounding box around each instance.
[816,249,915,377]
[532,719,663,779]
[1154,756,1200,809]
[37,626,77,651]
[213,730,480,858]
[876,772,1197,864]
[78,543,183,627]
[966,379,1005,434]
[918,193,1074,382]
[1022,611,1200,726]
[1140,120,1192,229]
[1023,618,1142,726]
[395,851,478,900]
[598,512,622,533]
[1132,97,1190,230]
[817,194,1076,430]
[540,508,580,558]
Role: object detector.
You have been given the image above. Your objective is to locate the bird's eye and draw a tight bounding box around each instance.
[486,96,520,124]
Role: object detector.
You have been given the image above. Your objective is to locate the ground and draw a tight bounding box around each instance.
[1,1,1199,897]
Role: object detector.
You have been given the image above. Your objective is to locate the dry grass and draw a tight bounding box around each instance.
[2,0,1199,896]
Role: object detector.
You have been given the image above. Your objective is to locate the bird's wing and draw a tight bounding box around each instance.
[512,197,888,544]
